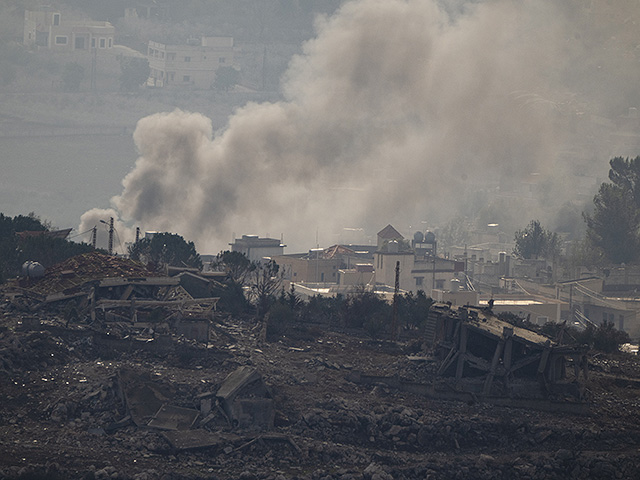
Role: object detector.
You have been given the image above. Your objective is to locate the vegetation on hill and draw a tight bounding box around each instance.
[0,212,96,282]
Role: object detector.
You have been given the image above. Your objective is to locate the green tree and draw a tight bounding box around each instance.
[513,220,560,260]
[211,250,254,285]
[249,260,282,318]
[397,290,434,330]
[119,57,149,92]
[574,320,630,353]
[584,182,640,264]
[128,232,202,270]
[213,65,240,91]
[608,156,640,207]
[342,288,391,336]
[61,62,84,92]
[0,212,94,282]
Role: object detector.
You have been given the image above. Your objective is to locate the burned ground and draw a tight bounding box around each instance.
[1,261,640,479]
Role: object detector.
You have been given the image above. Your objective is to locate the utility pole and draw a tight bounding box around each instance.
[135,227,140,244]
[91,226,97,248]
[108,217,114,255]
[90,47,97,92]
[391,261,400,341]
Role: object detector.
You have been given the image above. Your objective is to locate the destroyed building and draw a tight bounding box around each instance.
[426,304,588,403]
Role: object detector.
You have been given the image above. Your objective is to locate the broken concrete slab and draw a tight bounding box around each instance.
[217,366,270,402]
[217,366,274,429]
[147,404,200,431]
[162,430,241,451]
[118,368,174,426]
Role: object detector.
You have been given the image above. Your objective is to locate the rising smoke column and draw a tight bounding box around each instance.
[81,0,611,252]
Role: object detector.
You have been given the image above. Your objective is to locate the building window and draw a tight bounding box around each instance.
[74,36,85,49]
[92,38,96,48]
[168,72,175,82]
[415,277,423,286]
[168,53,176,61]
[183,75,190,82]
[108,38,112,48]
[99,38,106,48]
[53,14,60,26]
[55,36,67,45]
[435,279,445,289]
[219,57,226,63]
[184,56,191,62]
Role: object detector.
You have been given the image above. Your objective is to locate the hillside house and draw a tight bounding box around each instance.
[147,37,235,88]
[24,8,115,52]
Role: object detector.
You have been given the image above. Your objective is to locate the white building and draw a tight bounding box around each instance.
[147,36,235,88]
[230,235,285,263]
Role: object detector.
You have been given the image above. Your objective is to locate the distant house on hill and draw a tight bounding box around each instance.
[147,36,235,89]
[24,7,115,52]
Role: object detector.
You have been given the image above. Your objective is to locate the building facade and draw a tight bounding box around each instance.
[147,36,234,88]
[24,8,115,52]
[230,235,285,263]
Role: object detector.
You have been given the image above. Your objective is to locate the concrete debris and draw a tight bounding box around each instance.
[2,255,640,479]
[426,303,588,402]
[217,366,275,429]
[147,404,200,431]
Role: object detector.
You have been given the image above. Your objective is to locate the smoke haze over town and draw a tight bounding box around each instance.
[79,0,640,253]
[1,0,638,253]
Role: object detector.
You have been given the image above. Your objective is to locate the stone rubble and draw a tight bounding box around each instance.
[2,278,640,479]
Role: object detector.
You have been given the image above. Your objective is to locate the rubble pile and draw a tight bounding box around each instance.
[1,256,640,479]
[17,252,158,297]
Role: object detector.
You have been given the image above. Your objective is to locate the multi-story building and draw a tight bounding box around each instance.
[230,235,285,263]
[147,36,235,88]
[373,225,465,295]
[273,244,375,286]
[24,8,115,52]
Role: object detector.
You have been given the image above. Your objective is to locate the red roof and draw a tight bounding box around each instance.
[377,224,403,240]
[16,228,72,240]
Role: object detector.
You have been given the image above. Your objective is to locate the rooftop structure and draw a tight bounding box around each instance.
[230,235,285,263]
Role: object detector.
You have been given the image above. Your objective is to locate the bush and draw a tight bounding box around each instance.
[576,320,630,353]
[266,303,295,339]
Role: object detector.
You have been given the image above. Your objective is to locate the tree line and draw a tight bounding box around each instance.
[514,156,640,266]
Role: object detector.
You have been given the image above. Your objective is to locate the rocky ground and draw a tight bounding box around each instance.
[1,305,640,480]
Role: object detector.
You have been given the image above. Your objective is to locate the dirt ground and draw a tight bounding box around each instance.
[1,306,640,480]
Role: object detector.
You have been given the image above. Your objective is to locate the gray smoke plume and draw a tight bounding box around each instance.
[80,0,640,252]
